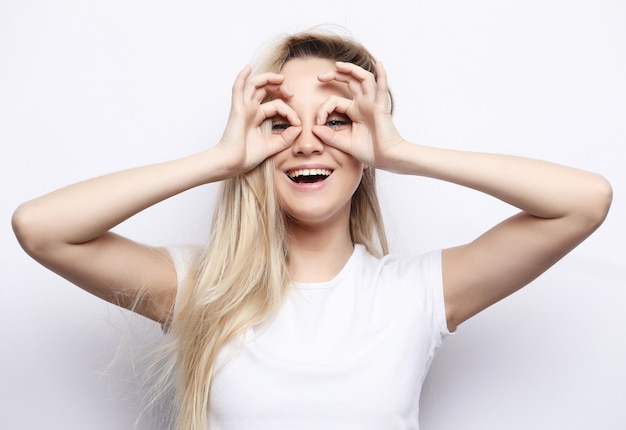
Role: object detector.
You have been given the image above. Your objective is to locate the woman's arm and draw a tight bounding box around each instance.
[12,149,238,324]
[313,61,613,332]
[386,144,612,331]
[12,66,301,324]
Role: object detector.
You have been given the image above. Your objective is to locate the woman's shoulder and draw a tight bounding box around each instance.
[352,244,443,295]
[358,244,442,276]
[165,244,203,283]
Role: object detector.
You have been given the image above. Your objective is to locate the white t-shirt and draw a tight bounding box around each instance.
[168,244,451,430]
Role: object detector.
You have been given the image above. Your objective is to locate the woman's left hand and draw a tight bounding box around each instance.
[312,61,405,170]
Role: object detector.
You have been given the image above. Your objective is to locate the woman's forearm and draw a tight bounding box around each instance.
[12,147,233,250]
[387,141,612,223]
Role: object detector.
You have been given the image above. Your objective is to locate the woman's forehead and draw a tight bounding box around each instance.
[280,56,335,73]
[280,57,351,99]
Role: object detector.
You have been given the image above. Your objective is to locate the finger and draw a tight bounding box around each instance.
[331,62,377,96]
[276,81,294,99]
[258,99,301,127]
[317,72,361,96]
[243,72,285,102]
[267,125,301,155]
[250,81,293,105]
[251,83,284,104]
[231,65,253,104]
[261,126,301,160]
[316,95,353,126]
[374,61,391,112]
[311,125,350,154]
[336,62,377,95]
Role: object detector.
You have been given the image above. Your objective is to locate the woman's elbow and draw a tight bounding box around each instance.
[12,201,52,257]
[581,173,613,230]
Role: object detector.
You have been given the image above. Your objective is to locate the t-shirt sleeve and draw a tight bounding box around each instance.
[419,249,453,345]
[381,249,453,349]
[165,245,201,314]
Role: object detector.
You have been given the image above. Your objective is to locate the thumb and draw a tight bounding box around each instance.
[268,126,301,156]
[312,125,350,153]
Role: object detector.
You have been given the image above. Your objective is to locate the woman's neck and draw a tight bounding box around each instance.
[286,218,355,283]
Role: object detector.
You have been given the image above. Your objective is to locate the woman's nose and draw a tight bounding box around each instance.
[291,124,324,156]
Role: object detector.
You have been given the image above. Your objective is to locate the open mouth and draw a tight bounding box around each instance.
[287,168,333,184]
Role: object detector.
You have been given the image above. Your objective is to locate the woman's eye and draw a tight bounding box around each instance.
[325,116,351,129]
[271,122,291,133]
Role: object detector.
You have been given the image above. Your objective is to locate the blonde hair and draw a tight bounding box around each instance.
[159,28,390,430]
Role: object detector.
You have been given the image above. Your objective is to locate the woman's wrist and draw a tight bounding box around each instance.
[183,146,246,185]
[375,139,428,176]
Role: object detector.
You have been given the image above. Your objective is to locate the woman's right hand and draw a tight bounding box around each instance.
[217,65,302,175]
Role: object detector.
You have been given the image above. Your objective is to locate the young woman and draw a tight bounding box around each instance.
[12,30,612,429]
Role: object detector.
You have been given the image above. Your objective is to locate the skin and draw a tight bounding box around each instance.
[271,58,367,283]
[12,56,612,331]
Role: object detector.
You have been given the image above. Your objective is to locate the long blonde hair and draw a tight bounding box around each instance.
[165,28,391,430]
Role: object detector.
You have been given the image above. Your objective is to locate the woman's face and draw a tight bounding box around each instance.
[271,57,365,228]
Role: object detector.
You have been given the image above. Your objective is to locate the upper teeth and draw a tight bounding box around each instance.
[288,169,332,179]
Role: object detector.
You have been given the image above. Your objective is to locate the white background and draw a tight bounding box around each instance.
[2,1,625,429]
